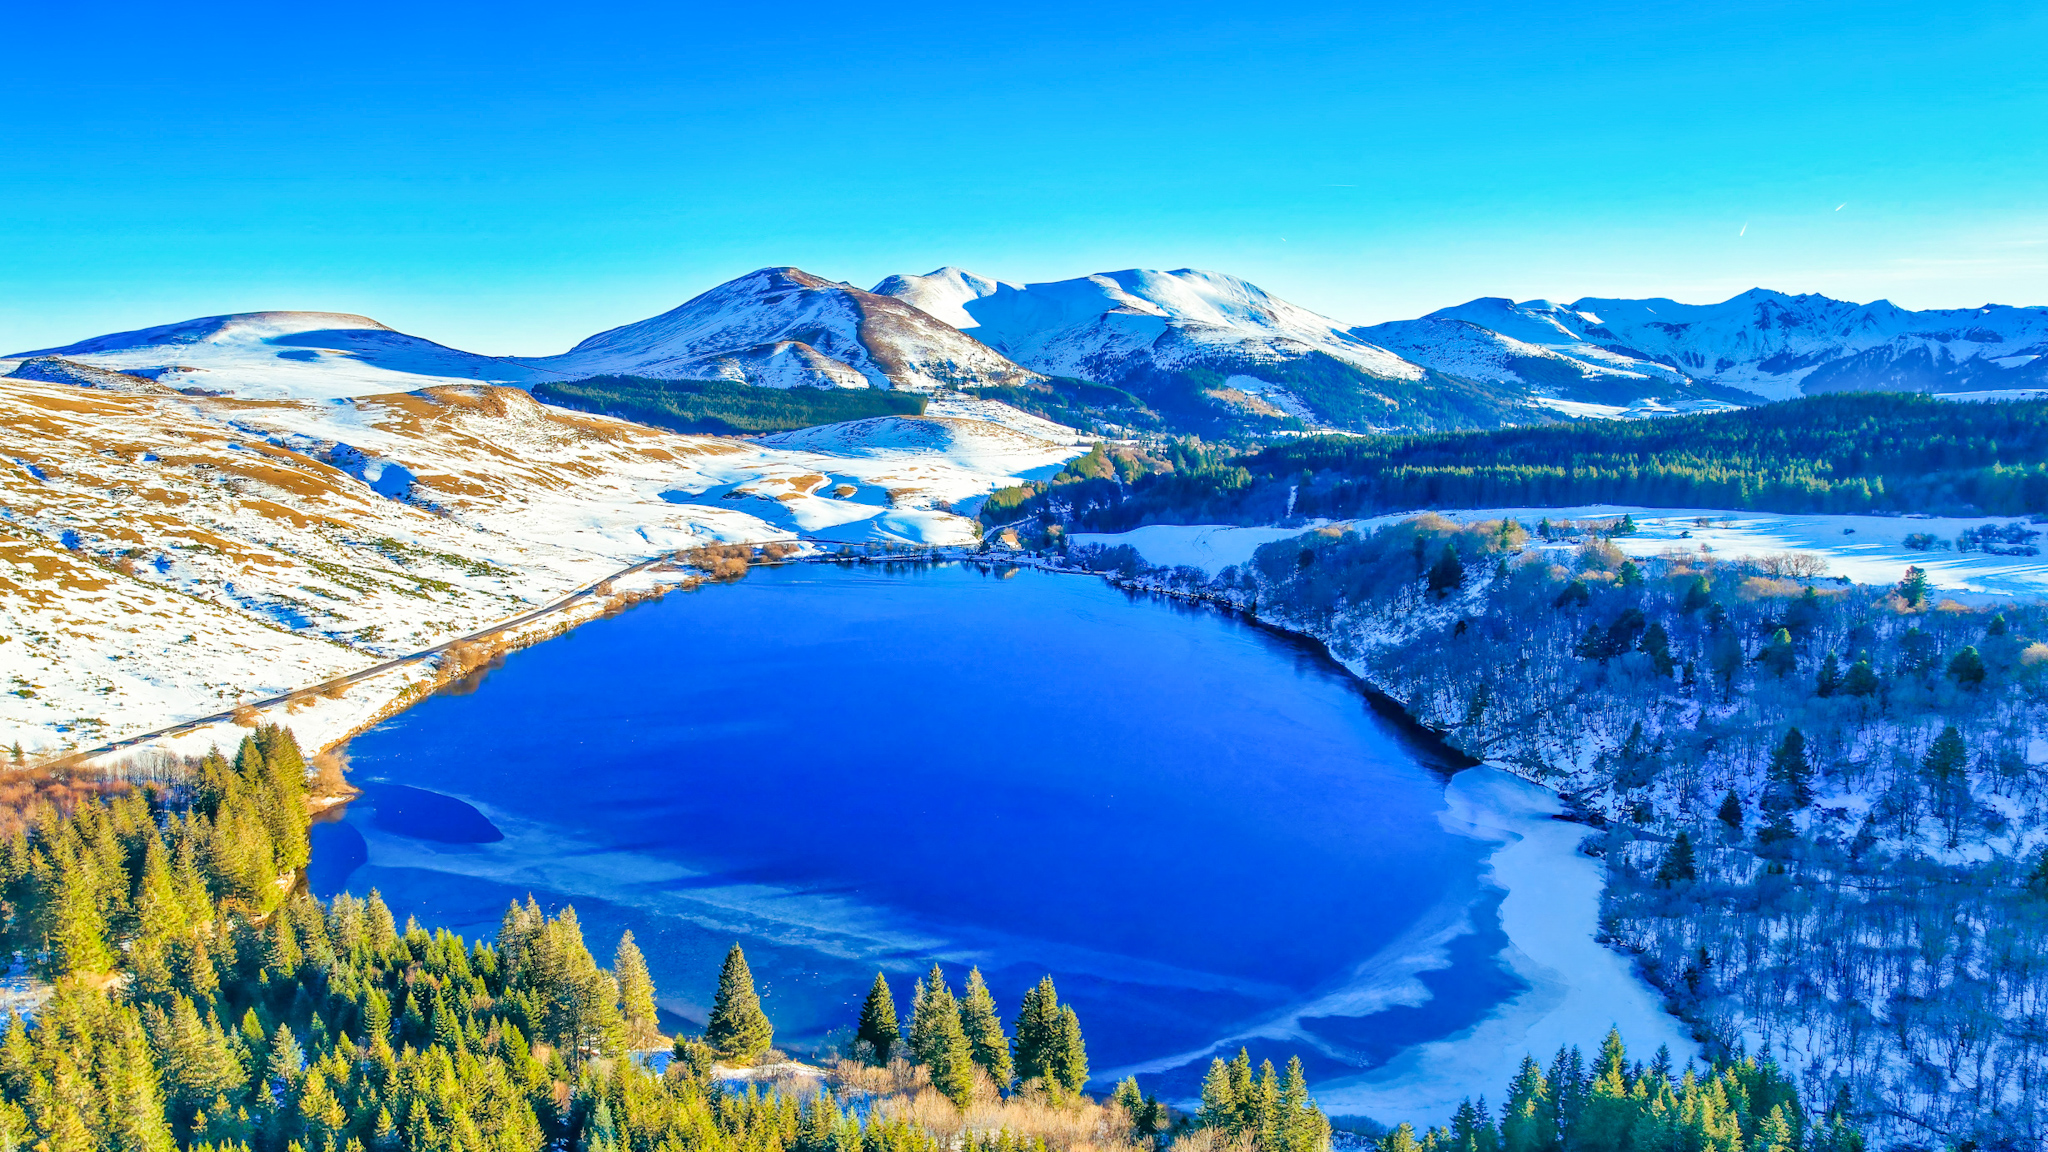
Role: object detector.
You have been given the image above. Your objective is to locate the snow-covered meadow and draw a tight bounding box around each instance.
[0,368,1080,760]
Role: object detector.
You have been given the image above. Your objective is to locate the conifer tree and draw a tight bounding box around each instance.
[1498,1056,1552,1152]
[1655,831,1696,887]
[1897,564,1930,607]
[1923,725,1968,786]
[1198,1056,1237,1132]
[704,944,773,1065]
[1680,576,1711,614]
[1638,620,1673,676]
[1757,628,1797,678]
[1013,976,1086,1094]
[1842,657,1880,698]
[1815,651,1842,697]
[615,931,661,1049]
[1765,728,1814,811]
[1428,544,1465,598]
[1717,789,1744,832]
[1047,1004,1088,1096]
[855,971,900,1066]
[908,965,975,1105]
[958,967,1013,1090]
[1948,645,1987,686]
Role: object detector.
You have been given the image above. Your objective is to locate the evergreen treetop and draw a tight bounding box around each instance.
[704,943,773,1065]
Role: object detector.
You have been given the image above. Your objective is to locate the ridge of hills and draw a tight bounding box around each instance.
[14,268,2047,439]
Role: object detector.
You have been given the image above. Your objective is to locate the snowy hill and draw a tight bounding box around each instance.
[872,267,1523,432]
[1383,291,2048,403]
[534,267,1041,392]
[0,372,1080,759]
[13,311,542,401]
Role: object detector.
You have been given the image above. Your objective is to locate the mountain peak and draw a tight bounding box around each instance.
[540,267,1038,392]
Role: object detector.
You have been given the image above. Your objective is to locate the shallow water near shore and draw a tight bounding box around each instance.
[310,562,1518,1096]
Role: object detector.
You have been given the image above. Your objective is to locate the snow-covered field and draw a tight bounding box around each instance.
[1085,506,2048,601]
[1069,524,1313,574]
[0,368,1080,760]
[1406,505,2048,601]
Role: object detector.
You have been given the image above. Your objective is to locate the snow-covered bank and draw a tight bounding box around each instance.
[75,565,708,771]
[1316,767,1698,1126]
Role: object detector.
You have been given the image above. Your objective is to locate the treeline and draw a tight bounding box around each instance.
[534,375,926,436]
[999,394,2048,531]
[1363,1031,1862,1152]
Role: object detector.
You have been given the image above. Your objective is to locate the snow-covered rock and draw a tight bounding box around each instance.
[535,267,1041,392]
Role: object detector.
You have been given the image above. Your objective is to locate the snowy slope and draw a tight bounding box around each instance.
[535,267,1041,392]
[13,312,542,401]
[0,375,1079,757]
[1397,292,2048,403]
[1564,290,2048,400]
[879,266,1422,383]
[1352,313,1720,413]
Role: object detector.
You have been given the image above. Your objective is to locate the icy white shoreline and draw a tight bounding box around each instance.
[1315,766,1698,1126]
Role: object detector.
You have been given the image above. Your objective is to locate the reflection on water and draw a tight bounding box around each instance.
[310,562,1516,1091]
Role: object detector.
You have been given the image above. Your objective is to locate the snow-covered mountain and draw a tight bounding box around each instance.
[14,311,541,401]
[19,273,2044,432]
[872,267,1521,432]
[877,266,1417,380]
[534,267,1040,392]
[1374,291,2048,403]
[1353,304,1732,416]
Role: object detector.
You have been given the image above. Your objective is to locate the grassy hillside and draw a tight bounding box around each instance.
[534,375,926,435]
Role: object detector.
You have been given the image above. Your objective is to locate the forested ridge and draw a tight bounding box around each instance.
[1074,512,2048,1147]
[987,395,2048,531]
[533,376,927,436]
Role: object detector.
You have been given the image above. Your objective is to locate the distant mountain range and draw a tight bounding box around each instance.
[13,267,2046,434]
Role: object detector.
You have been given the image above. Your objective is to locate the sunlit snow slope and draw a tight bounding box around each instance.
[16,312,543,401]
[1388,292,2048,402]
[0,362,1078,756]
[534,267,1041,392]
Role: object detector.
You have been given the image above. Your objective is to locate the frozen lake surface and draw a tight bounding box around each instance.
[310,562,1517,1098]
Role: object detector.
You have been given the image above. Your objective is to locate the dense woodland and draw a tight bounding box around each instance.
[1069,511,2048,1148]
[533,377,926,436]
[985,395,2048,530]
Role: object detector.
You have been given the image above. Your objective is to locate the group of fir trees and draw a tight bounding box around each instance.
[849,967,1091,1107]
[1373,1030,1862,1152]
[1196,1050,1329,1152]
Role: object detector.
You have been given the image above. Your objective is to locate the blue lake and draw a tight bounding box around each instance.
[309,562,1517,1096]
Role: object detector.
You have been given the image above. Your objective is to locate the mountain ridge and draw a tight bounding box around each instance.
[16,269,2046,432]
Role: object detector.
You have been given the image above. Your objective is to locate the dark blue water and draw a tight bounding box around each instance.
[310,562,1513,1091]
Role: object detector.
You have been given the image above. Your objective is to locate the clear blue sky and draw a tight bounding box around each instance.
[3,0,2043,355]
